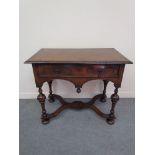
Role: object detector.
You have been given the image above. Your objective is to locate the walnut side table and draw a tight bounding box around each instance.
[25,48,132,125]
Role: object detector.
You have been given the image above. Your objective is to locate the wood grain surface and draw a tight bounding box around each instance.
[25,48,132,64]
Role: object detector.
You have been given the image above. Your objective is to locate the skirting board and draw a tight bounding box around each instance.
[19,91,135,99]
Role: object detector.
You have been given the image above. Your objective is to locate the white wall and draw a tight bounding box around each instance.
[20,0,135,98]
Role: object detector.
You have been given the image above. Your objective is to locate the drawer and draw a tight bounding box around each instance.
[37,64,120,78]
[93,65,120,78]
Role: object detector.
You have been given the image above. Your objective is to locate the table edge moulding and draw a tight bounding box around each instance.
[25,48,133,125]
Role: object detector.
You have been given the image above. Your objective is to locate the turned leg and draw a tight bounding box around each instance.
[37,87,49,124]
[106,85,119,125]
[100,80,109,102]
[48,81,55,102]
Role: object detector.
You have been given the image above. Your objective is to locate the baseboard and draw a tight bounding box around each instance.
[19,91,135,99]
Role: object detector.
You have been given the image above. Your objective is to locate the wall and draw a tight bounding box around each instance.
[20,0,135,98]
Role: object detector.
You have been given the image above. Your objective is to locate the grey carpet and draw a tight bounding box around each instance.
[19,98,135,155]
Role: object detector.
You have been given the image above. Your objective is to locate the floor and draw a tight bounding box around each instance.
[19,98,135,155]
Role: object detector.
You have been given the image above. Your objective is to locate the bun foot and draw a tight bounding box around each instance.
[106,117,115,125]
[41,115,50,125]
[48,95,55,103]
[100,95,107,103]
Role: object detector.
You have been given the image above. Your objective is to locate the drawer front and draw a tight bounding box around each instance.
[37,64,120,78]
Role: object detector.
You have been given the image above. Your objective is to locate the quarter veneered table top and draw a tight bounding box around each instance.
[25,48,132,64]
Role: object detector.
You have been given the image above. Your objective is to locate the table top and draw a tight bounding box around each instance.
[25,48,132,64]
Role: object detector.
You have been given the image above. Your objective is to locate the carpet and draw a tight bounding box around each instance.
[19,98,135,155]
